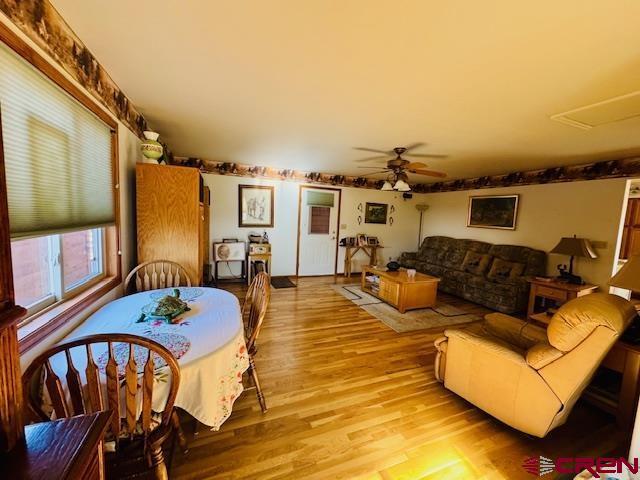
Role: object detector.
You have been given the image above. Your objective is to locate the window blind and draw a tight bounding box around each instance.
[0,42,114,240]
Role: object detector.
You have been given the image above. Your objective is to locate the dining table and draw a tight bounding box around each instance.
[54,286,250,430]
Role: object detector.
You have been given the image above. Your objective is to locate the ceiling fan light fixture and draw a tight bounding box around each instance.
[381,180,394,191]
[394,179,411,192]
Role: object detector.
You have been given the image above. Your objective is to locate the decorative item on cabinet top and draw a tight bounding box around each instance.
[141,131,163,163]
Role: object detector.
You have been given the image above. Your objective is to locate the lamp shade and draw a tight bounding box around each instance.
[394,180,411,192]
[381,181,394,191]
[550,236,597,259]
[609,255,640,292]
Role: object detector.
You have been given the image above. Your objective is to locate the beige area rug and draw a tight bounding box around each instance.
[332,284,482,333]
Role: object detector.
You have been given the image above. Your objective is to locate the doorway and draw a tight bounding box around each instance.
[296,186,341,277]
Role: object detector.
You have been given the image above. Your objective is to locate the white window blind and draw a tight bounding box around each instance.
[0,41,114,240]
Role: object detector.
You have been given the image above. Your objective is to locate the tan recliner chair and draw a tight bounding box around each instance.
[434,293,636,437]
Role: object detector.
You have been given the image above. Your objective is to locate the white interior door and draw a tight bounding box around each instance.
[298,188,339,276]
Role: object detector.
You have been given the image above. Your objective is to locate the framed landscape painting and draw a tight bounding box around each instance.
[364,202,388,224]
[467,195,519,230]
[239,185,274,227]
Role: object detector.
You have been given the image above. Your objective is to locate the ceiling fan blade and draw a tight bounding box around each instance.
[354,156,389,163]
[353,147,392,155]
[360,170,391,177]
[405,153,448,159]
[357,166,390,169]
[407,162,428,169]
[402,142,426,153]
[409,169,447,178]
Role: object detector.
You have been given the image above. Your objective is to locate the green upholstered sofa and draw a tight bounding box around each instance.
[399,236,546,314]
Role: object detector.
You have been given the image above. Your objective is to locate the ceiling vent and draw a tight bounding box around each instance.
[551,90,640,130]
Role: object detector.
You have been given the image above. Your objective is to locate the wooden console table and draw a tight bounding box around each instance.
[342,245,383,277]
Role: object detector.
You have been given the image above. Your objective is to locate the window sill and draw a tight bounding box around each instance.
[18,276,121,354]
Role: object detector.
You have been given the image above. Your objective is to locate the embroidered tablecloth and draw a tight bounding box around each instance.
[58,287,249,429]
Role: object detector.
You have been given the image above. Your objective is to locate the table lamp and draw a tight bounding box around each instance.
[550,235,597,285]
[609,255,640,293]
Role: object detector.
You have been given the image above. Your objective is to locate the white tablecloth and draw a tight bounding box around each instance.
[58,287,249,429]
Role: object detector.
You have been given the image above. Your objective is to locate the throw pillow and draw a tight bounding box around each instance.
[461,251,492,275]
[487,258,526,283]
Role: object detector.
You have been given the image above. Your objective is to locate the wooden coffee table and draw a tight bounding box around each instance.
[361,266,440,313]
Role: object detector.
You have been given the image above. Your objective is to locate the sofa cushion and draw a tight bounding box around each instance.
[547,293,637,352]
[418,247,444,264]
[461,251,492,275]
[489,244,546,277]
[487,258,525,283]
[526,343,564,369]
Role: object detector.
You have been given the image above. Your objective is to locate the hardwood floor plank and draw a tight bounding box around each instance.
[170,276,622,479]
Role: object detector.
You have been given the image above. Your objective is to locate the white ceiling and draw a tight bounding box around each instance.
[52,0,640,183]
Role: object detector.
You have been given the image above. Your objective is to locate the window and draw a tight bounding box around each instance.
[0,28,121,352]
[11,228,104,318]
[309,206,331,234]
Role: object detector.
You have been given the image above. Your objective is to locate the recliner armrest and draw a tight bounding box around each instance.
[444,329,527,366]
[484,312,547,349]
[526,342,563,369]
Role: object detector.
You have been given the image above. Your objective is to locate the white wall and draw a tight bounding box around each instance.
[203,174,427,277]
[419,178,631,288]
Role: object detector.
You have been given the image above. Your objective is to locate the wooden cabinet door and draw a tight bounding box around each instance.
[621,199,640,259]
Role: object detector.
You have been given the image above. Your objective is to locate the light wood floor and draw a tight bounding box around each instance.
[170,276,623,480]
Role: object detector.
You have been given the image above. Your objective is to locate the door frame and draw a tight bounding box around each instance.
[295,185,342,279]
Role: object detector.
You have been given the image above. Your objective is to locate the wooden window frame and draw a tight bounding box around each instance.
[0,23,122,354]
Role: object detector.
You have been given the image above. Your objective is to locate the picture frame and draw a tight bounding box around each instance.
[357,234,367,246]
[364,202,388,224]
[239,185,274,228]
[367,236,379,246]
[467,194,519,230]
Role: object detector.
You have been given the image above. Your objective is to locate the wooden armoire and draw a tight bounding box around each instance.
[136,164,210,285]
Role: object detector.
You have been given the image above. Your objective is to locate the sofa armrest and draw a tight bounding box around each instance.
[445,329,527,366]
[398,251,418,267]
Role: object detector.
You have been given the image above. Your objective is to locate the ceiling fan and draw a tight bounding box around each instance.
[353,143,447,191]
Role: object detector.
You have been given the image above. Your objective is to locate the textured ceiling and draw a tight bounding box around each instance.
[52,0,640,183]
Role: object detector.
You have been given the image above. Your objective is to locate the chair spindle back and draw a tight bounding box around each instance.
[242,272,271,351]
[124,260,192,295]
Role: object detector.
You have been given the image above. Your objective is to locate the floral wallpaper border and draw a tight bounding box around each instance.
[172,155,640,193]
[0,0,147,137]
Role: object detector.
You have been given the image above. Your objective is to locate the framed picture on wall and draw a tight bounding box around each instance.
[364,202,388,224]
[239,185,274,227]
[467,194,519,230]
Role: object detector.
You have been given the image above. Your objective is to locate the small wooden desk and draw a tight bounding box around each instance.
[527,278,598,320]
[2,411,112,479]
[343,245,383,277]
[361,266,440,313]
[530,311,640,429]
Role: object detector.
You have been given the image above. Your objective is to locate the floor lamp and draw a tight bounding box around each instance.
[415,204,429,249]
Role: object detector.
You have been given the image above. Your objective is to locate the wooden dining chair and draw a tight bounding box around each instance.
[22,333,181,480]
[124,260,193,295]
[242,271,271,413]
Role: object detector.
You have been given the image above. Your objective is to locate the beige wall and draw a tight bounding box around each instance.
[0,13,142,368]
[420,178,631,288]
[203,173,426,277]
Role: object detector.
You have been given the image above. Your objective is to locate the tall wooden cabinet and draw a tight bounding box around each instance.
[620,198,640,260]
[136,164,210,285]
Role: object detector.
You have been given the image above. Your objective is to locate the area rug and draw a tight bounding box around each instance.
[331,284,482,333]
[271,276,297,289]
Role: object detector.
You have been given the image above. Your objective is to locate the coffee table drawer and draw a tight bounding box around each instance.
[379,279,400,304]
